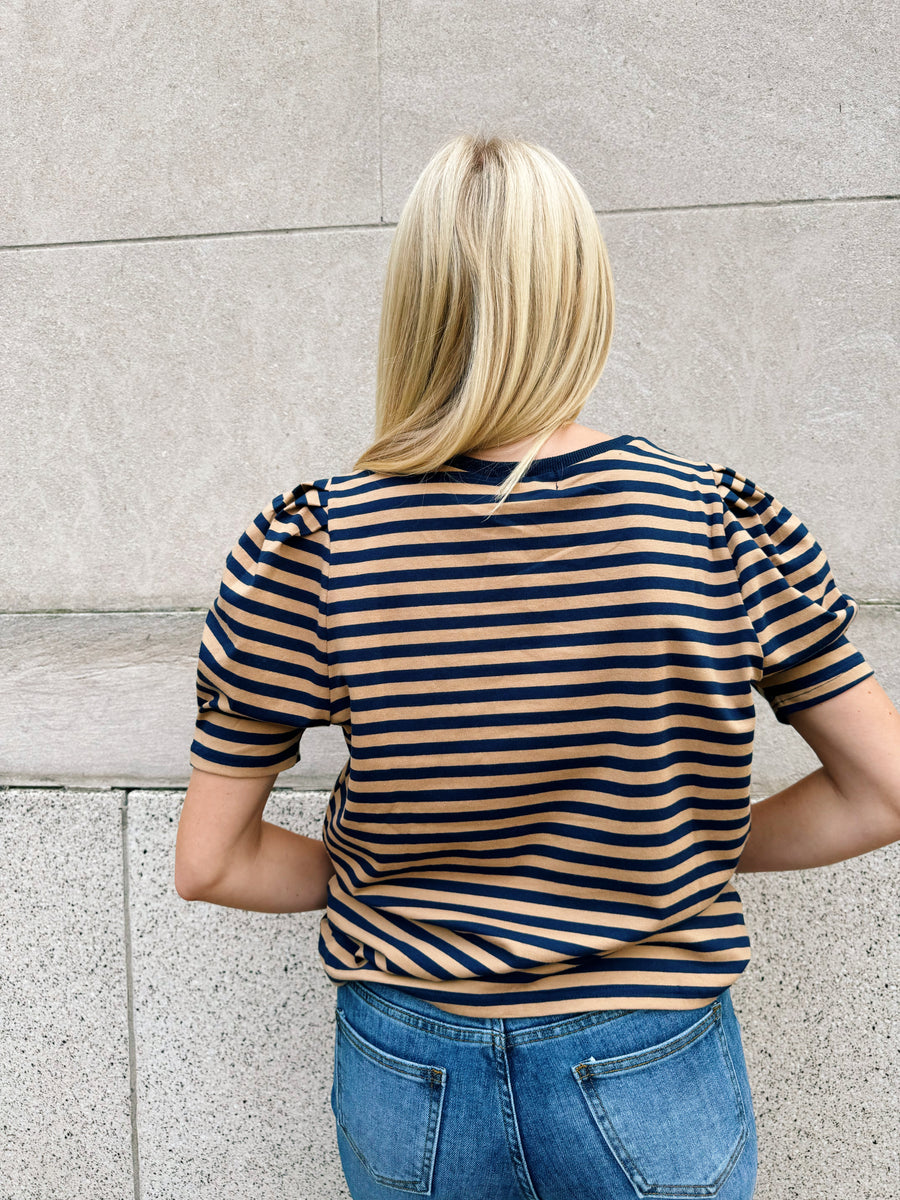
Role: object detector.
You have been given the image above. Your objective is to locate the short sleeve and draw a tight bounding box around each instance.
[711,464,875,724]
[189,480,332,777]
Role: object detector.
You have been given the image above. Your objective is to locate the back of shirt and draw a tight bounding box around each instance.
[190,433,874,1017]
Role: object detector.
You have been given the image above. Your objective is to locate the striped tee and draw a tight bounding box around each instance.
[189,433,875,1017]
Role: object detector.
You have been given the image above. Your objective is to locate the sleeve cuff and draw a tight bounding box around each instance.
[768,663,876,724]
[189,709,302,776]
[188,747,300,778]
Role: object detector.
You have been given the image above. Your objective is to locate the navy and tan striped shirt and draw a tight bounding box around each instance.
[189,433,875,1017]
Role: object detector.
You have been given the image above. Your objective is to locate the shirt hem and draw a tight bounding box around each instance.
[188,750,300,778]
[771,666,875,724]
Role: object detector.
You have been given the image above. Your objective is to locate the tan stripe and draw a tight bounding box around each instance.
[335,761,751,787]
[348,717,753,749]
[330,798,748,837]
[344,668,757,703]
[331,610,749,645]
[330,558,734,604]
[328,794,749,825]
[334,511,710,551]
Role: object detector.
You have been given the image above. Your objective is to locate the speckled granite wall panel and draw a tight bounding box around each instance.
[126,787,350,1200]
[0,788,133,1199]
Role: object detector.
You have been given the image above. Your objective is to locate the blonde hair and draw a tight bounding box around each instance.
[352,132,615,512]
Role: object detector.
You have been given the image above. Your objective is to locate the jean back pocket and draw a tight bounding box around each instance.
[333,1006,446,1195]
[572,999,749,1198]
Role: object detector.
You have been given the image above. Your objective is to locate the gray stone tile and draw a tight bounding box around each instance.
[581,199,900,603]
[0,788,132,1198]
[127,788,350,1199]
[381,2,898,216]
[2,227,392,610]
[4,202,895,612]
[1,3,379,244]
[0,612,350,789]
[734,844,900,1198]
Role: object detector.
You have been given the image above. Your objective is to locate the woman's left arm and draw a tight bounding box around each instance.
[174,767,334,912]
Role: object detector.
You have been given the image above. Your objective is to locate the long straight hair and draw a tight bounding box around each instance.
[352,133,615,512]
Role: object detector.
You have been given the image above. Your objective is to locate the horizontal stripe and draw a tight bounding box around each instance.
[190,434,875,1017]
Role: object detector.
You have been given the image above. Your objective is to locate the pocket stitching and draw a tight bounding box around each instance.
[574,1000,720,1079]
[334,1009,447,1194]
[336,1008,445,1082]
[570,1002,749,1198]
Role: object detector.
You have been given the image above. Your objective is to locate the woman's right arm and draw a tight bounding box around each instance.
[736,677,900,873]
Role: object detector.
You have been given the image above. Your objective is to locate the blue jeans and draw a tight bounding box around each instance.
[331,980,758,1199]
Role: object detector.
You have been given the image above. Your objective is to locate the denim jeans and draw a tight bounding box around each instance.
[331,979,758,1200]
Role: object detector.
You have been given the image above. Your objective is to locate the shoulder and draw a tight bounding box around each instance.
[630,438,788,520]
[246,466,402,549]
[704,463,802,545]
[246,478,332,550]
[620,436,737,500]
[622,439,804,535]
[225,479,333,585]
[268,477,329,527]
[706,462,773,515]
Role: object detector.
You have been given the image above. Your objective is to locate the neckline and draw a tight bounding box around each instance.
[448,433,634,479]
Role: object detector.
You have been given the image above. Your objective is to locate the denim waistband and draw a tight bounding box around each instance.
[338,978,729,1047]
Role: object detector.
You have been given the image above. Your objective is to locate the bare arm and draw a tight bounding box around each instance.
[174,768,334,912]
[736,677,900,873]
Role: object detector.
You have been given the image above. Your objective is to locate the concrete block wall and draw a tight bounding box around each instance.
[2,3,897,1197]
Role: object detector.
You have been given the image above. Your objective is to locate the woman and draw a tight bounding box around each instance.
[175,134,900,1200]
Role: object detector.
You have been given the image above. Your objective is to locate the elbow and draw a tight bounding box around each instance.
[876,786,900,839]
[174,855,217,902]
[174,867,202,902]
[174,820,229,901]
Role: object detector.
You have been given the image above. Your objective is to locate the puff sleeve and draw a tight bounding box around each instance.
[711,464,875,724]
[189,480,332,777]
